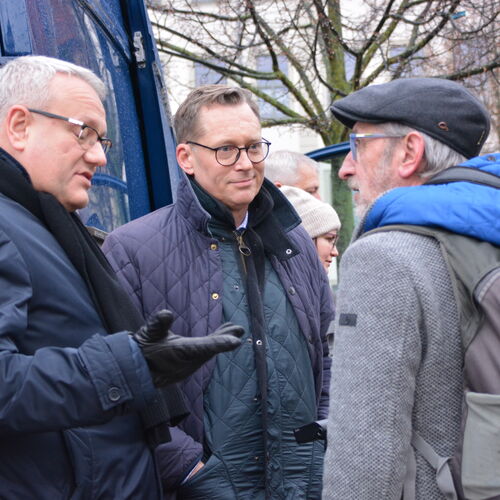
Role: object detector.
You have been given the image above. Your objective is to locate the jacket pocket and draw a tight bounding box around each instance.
[462,392,500,499]
[177,453,235,499]
[63,429,92,499]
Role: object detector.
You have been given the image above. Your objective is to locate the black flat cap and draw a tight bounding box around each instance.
[331,78,490,158]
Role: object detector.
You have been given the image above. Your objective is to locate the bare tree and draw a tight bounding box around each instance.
[148,0,499,250]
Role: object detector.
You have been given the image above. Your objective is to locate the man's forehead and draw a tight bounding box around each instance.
[298,162,319,180]
[196,103,261,141]
[353,121,385,133]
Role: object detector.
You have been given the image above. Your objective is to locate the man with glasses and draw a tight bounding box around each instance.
[103,84,334,498]
[0,56,244,498]
[322,78,497,499]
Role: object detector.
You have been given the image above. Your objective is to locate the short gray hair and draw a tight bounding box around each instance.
[0,55,106,121]
[379,122,467,178]
[265,150,320,184]
[174,84,260,144]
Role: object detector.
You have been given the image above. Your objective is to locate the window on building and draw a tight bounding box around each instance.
[389,46,425,76]
[344,52,355,80]
[256,55,288,120]
[194,59,227,86]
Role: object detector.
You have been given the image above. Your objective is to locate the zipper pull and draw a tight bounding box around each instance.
[235,230,251,256]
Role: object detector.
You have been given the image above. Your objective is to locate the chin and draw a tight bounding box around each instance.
[231,191,258,208]
[63,196,90,212]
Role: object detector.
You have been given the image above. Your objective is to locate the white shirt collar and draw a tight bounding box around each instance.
[236,212,249,230]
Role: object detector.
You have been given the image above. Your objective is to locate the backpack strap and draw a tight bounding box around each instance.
[412,433,458,500]
[403,433,458,500]
[425,166,500,189]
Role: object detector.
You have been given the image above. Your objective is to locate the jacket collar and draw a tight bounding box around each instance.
[175,172,302,259]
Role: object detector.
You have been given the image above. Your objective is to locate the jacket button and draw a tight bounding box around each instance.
[211,293,219,300]
[108,387,121,402]
[289,286,296,295]
[210,243,218,250]
[255,339,263,346]
[285,248,292,255]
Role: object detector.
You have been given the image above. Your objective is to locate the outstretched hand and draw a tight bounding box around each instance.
[132,310,244,387]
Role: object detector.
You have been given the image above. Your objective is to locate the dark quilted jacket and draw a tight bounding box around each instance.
[103,174,334,494]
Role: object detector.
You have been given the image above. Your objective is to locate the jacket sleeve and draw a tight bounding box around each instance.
[103,231,205,489]
[0,231,156,435]
[102,231,145,315]
[323,234,421,500]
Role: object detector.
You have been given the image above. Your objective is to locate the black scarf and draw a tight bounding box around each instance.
[0,148,187,446]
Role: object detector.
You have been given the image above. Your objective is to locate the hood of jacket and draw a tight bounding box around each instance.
[360,152,500,245]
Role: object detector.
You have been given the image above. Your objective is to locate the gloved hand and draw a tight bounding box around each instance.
[132,309,244,387]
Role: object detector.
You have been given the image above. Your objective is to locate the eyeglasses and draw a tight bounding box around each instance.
[186,139,271,166]
[28,108,112,154]
[324,233,339,248]
[315,233,339,249]
[349,133,404,161]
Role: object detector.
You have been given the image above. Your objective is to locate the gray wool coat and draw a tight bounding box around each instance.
[323,227,462,499]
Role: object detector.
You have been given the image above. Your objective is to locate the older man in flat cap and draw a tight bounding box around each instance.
[322,78,499,499]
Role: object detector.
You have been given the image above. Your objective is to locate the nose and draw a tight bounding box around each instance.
[338,152,355,180]
[233,149,254,170]
[331,245,339,258]
[84,142,108,169]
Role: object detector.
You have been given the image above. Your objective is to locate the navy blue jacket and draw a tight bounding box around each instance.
[103,174,334,493]
[0,190,161,499]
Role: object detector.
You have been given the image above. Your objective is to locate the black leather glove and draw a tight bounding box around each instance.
[132,309,244,387]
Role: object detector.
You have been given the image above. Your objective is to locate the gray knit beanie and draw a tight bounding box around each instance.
[280,185,341,239]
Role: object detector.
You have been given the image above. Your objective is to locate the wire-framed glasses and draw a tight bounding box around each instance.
[186,139,271,166]
[28,108,112,154]
[349,133,404,161]
[320,232,339,248]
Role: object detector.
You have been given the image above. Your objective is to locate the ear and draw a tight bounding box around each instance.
[4,106,31,151]
[398,131,425,179]
[176,143,195,175]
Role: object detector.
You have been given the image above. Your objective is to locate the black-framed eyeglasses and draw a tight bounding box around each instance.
[28,108,112,154]
[349,133,404,161]
[186,139,271,166]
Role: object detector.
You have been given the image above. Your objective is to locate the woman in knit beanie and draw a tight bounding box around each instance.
[280,185,341,270]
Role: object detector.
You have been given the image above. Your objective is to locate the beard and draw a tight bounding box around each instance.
[351,145,398,220]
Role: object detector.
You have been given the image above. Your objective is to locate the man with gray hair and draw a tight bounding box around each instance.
[266,149,322,199]
[0,56,243,498]
[322,78,498,499]
[103,84,334,498]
